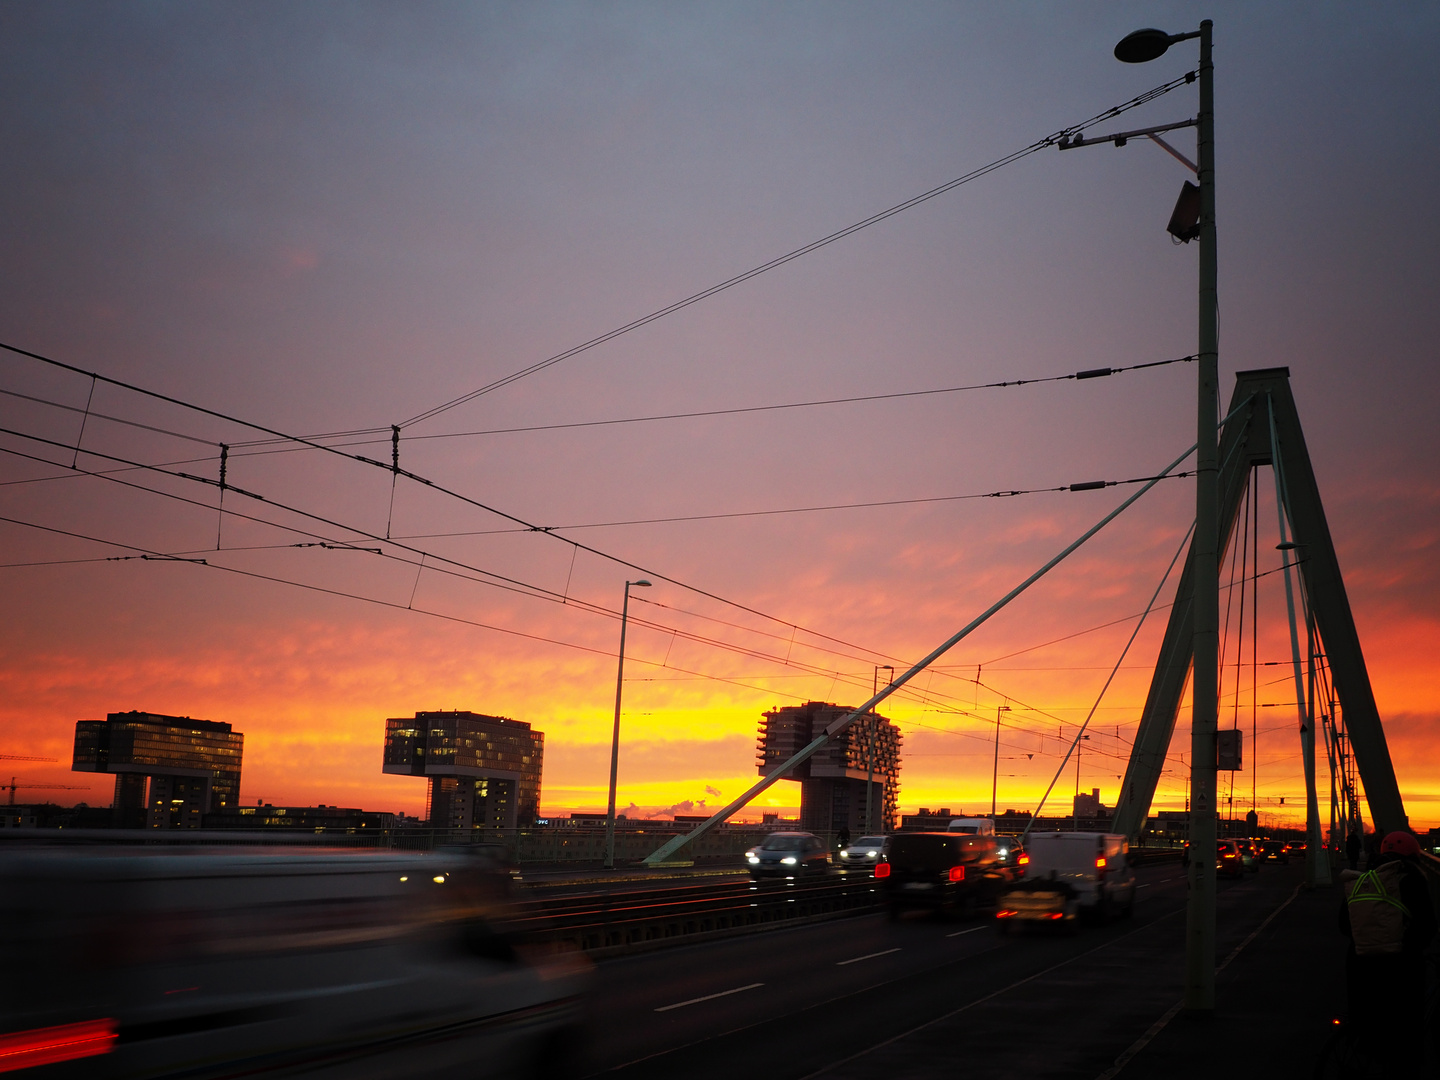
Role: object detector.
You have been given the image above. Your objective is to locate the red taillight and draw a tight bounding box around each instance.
[1018,854,1029,865]
[0,1019,117,1072]
[1049,912,1064,920]
[1096,856,1106,869]
[874,862,890,879]
[996,909,1015,918]
[948,865,965,882]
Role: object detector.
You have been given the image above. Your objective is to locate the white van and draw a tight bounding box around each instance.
[946,817,995,836]
[0,845,590,1078]
[997,832,1136,926]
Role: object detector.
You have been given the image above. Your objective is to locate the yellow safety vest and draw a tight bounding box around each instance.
[1343,863,1411,956]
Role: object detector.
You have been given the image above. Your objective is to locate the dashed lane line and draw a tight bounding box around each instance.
[836,948,901,966]
[946,926,987,937]
[654,982,764,1013]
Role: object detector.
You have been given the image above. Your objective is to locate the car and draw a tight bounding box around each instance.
[881,832,1004,918]
[1234,839,1261,873]
[1261,840,1290,864]
[996,832,1135,930]
[838,835,888,874]
[745,831,831,878]
[995,835,1029,882]
[1217,839,1245,878]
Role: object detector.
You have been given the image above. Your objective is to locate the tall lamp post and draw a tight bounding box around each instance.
[991,704,1010,819]
[1112,20,1218,1011]
[867,665,894,833]
[604,578,651,870]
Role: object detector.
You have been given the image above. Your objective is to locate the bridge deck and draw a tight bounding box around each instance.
[585,863,1366,1078]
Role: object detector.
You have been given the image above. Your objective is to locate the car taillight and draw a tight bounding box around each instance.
[1049,912,1064,920]
[1095,856,1106,869]
[1018,854,1029,865]
[948,865,965,882]
[874,862,890,878]
[0,1019,117,1070]
[996,909,1016,918]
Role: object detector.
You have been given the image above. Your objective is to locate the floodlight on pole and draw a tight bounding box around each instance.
[1110,17,1219,1014]
[604,578,651,870]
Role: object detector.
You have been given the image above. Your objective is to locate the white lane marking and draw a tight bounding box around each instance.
[1136,883,1152,889]
[654,982,764,1012]
[946,926,987,937]
[836,947,901,966]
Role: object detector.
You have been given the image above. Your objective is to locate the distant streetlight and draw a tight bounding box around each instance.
[604,579,651,870]
[991,704,1011,819]
[867,665,894,833]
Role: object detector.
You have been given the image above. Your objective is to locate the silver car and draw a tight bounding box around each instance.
[745,832,831,878]
[838,835,888,874]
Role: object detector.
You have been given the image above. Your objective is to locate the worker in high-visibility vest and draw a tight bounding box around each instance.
[1339,831,1436,1069]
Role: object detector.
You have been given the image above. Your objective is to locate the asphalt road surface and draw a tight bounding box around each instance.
[580,861,1319,1080]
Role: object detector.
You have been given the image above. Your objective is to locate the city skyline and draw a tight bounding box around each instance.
[2,4,1437,834]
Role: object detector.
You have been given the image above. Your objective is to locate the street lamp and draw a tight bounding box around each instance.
[867,665,894,833]
[1113,19,1219,1013]
[604,578,651,870]
[991,704,1010,819]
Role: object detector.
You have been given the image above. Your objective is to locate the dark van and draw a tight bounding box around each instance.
[880,832,1003,918]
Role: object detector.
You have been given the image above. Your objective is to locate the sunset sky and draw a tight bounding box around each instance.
[2,3,1437,833]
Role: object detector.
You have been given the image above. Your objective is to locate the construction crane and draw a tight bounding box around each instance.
[0,754,58,762]
[5,777,89,805]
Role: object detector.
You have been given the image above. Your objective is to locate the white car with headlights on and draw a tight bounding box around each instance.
[838,836,889,875]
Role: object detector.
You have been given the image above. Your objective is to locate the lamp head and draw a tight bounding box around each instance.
[1114,27,1175,63]
[631,579,652,587]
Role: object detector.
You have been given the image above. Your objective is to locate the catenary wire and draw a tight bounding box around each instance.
[397,72,1198,428]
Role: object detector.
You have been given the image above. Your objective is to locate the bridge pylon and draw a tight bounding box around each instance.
[1112,367,1406,843]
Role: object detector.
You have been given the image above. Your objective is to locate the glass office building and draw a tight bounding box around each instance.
[383,711,543,829]
[72,711,244,828]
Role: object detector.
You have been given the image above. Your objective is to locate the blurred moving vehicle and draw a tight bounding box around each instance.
[1234,839,1261,873]
[1261,840,1290,864]
[1217,839,1245,878]
[995,832,1135,931]
[745,832,830,879]
[946,817,995,836]
[837,836,888,874]
[0,845,589,1079]
[881,832,1003,919]
[995,836,1028,882]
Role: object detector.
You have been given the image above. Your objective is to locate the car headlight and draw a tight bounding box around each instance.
[782,856,797,865]
[840,851,849,858]
[867,851,877,858]
[747,855,760,863]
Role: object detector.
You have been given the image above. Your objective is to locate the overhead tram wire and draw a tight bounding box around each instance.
[2,342,1161,684]
[0,395,1279,719]
[0,436,1027,718]
[0,513,829,707]
[221,354,1196,453]
[396,72,1199,430]
[0,510,1063,731]
[0,437,921,690]
[386,470,1194,536]
[0,447,1134,733]
[0,353,1196,474]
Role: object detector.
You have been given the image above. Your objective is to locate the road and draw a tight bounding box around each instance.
[581,860,1321,1079]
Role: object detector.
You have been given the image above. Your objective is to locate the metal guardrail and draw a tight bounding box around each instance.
[509,874,884,958]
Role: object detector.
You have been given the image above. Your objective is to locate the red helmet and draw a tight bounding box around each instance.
[1380,831,1421,857]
